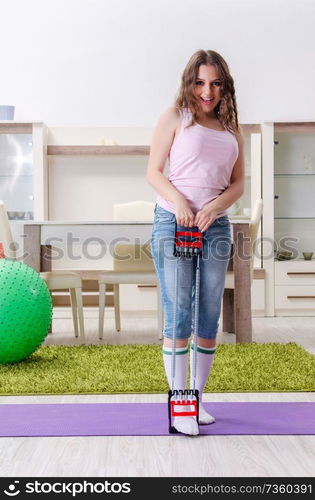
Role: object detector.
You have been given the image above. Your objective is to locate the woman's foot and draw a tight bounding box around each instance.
[174,416,199,435]
[198,402,216,425]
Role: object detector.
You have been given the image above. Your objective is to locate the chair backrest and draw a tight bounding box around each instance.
[112,201,155,272]
[113,201,155,221]
[113,243,155,272]
[0,200,16,259]
[249,199,263,283]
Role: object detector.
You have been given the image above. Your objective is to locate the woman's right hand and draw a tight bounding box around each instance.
[174,197,195,227]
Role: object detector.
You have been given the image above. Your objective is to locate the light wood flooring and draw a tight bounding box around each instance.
[0,310,314,478]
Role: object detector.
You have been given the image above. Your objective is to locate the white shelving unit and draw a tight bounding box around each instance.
[262,121,315,316]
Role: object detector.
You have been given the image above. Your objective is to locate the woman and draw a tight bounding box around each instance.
[147,49,244,435]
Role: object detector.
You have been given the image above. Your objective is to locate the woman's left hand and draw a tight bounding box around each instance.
[194,201,220,232]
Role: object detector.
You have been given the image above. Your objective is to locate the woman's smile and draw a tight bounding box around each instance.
[194,64,222,116]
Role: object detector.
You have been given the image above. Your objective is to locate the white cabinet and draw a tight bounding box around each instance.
[275,260,315,285]
[263,121,315,316]
[0,121,48,220]
[275,260,315,315]
[0,122,48,259]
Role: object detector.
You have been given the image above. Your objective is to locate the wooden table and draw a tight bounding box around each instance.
[23,220,252,342]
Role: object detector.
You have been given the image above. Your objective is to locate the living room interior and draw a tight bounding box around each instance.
[0,0,314,481]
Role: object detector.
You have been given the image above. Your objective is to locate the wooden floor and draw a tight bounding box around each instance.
[0,310,314,478]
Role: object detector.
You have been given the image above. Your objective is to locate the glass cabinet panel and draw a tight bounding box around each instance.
[274,130,315,259]
[0,133,34,220]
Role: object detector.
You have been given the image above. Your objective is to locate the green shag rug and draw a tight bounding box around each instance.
[0,342,314,395]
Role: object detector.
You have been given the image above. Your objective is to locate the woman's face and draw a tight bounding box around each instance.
[192,64,222,117]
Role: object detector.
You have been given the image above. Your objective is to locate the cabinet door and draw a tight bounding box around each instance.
[275,261,315,285]
[263,122,315,317]
[274,129,315,258]
[0,132,34,220]
[275,285,315,313]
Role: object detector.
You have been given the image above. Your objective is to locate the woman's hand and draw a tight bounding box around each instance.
[174,197,195,227]
[194,201,221,232]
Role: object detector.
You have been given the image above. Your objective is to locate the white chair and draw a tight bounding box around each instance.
[98,200,163,340]
[223,198,263,332]
[0,200,85,342]
[113,200,155,221]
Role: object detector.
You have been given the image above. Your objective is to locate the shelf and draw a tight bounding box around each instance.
[8,218,33,222]
[274,258,315,262]
[274,122,315,133]
[47,145,150,156]
[240,124,261,133]
[230,215,251,219]
[0,123,33,134]
[0,174,33,178]
[274,173,315,177]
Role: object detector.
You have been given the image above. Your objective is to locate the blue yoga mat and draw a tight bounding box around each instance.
[0,402,314,437]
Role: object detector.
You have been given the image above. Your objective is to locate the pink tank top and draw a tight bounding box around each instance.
[156,107,239,217]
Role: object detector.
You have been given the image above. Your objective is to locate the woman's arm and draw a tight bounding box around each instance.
[146,107,196,226]
[194,132,245,232]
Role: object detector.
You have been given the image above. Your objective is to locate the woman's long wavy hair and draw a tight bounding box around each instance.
[174,50,240,135]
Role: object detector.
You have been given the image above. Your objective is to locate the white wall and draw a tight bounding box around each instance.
[1,0,314,126]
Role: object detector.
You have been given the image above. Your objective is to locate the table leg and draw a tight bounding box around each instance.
[233,223,252,343]
[41,245,52,272]
[23,225,53,334]
[223,289,235,333]
[41,244,53,334]
[23,224,41,272]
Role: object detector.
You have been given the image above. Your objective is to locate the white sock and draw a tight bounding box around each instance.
[163,345,199,436]
[190,343,216,425]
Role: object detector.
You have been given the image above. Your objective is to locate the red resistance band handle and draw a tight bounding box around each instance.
[170,400,198,417]
[175,231,203,249]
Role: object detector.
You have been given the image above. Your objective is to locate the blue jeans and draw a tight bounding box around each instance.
[150,204,232,340]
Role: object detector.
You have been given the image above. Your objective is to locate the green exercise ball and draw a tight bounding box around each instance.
[0,259,52,364]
